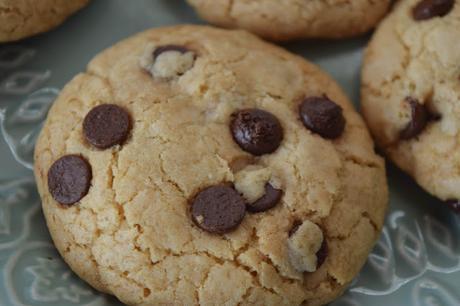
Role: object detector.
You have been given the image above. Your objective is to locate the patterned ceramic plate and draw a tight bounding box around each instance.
[0,1,459,305]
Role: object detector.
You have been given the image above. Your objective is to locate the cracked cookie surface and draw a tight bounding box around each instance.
[362,0,460,207]
[186,0,391,40]
[34,25,388,305]
[0,0,89,42]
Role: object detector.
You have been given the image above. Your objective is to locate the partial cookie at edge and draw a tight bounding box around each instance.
[0,0,90,42]
[186,0,392,40]
[361,0,460,204]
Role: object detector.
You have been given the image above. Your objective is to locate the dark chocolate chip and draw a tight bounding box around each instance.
[83,104,131,149]
[48,155,92,205]
[429,112,442,122]
[230,109,283,156]
[299,96,345,139]
[400,97,428,140]
[445,199,460,214]
[153,45,190,59]
[413,0,455,20]
[247,183,282,213]
[288,220,303,237]
[191,185,246,234]
[316,239,328,268]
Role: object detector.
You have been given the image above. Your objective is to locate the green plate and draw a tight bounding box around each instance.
[0,1,459,305]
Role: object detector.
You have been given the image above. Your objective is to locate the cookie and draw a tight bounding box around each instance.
[185,0,392,40]
[361,0,460,211]
[34,25,388,305]
[0,0,90,42]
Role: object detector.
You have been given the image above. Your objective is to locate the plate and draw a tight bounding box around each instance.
[0,1,459,305]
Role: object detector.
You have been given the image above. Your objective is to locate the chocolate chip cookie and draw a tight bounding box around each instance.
[34,25,388,305]
[185,0,392,40]
[361,0,460,211]
[0,0,90,42]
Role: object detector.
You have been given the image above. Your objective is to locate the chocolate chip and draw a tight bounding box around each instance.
[413,0,455,20]
[400,97,428,140]
[191,185,246,234]
[48,155,92,205]
[230,109,283,156]
[299,96,345,139]
[445,199,460,214]
[83,104,131,149]
[247,183,282,213]
[316,239,328,268]
[153,45,190,59]
[289,220,303,237]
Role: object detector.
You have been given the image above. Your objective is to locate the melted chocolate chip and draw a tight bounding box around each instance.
[316,239,328,268]
[247,183,282,213]
[153,45,190,59]
[48,155,92,205]
[445,199,460,214]
[413,0,455,21]
[230,109,283,156]
[191,185,246,234]
[83,104,131,149]
[400,97,428,140]
[299,96,345,139]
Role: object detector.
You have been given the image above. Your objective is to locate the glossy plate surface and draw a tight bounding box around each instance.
[0,1,459,305]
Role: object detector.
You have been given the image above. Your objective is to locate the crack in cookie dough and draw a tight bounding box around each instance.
[34,25,387,305]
